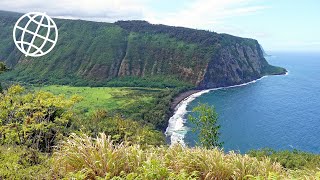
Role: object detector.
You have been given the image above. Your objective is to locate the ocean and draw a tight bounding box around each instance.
[166,52,320,153]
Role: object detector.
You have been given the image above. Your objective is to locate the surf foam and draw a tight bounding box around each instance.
[165,76,268,146]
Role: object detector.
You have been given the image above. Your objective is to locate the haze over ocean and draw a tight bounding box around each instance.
[183,52,320,153]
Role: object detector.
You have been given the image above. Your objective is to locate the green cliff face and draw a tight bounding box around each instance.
[198,34,286,88]
[0,11,286,88]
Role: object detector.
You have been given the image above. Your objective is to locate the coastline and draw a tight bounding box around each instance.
[165,88,211,146]
[169,71,288,111]
[166,75,277,146]
[170,90,202,110]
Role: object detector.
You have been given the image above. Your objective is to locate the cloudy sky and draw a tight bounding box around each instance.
[1,0,319,52]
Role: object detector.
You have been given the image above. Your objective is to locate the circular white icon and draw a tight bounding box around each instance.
[13,12,58,57]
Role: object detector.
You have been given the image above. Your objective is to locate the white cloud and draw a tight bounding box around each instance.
[145,0,268,31]
[0,0,267,27]
[0,0,269,40]
[2,1,317,52]
[0,0,149,21]
[213,24,271,39]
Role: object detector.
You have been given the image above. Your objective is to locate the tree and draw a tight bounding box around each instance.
[188,103,222,149]
[0,85,81,152]
[77,109,165,146]
[0,62,8,93]
[0,62,8,73]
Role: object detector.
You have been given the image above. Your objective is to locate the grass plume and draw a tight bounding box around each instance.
[51,133,319,179]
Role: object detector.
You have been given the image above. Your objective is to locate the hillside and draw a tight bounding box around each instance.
[0,10,286,88]
[1,85,320,179]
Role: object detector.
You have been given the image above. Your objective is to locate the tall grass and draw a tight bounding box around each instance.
[53,133,145,179]
[53,133,318,179]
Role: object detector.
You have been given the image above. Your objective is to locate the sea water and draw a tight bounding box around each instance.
[167,52,320,153]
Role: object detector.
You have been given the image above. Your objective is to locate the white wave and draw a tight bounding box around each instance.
[285,70,290,76]
[165,76,268,146]
[165,90,210,146]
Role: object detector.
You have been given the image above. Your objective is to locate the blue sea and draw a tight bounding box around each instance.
[167,52,320,153]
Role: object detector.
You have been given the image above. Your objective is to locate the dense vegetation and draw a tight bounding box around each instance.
[0,10,285,89]
[0,85,165,149]
[0,145,51,179]
[32,85,161,115]
[1,134,320,179]
[52,133,320,179]
[0,12,208,86]
[0,62,8,92]
[249,148,320,170]
[0,84,319,179]
[0,85,80,152]
[31,85,189,131]
[0,84,168,179]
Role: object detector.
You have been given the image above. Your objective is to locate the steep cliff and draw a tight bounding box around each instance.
[0,11,286,88]
[198,34,285,88]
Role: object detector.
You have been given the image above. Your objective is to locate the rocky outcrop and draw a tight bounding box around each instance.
[198,41,282,88]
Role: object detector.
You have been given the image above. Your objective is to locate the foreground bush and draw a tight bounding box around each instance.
[0,145,50,179]
[76,110,165,146]
[249,148,320,170]
[53,133,289,179]
[0,85,80,152]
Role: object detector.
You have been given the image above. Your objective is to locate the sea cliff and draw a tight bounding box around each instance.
[0,11,286,88]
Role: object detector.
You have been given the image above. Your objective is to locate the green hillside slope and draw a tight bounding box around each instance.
[0,10,286,88]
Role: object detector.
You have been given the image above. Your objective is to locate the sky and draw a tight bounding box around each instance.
[0,0,319,52]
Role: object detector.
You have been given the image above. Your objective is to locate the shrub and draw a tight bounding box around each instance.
[76,110,165,146]
[248,148,320,170]
[189,103,222,149]
[0,145,50,179]
[53,133,286,179]
[0,85,81,152]
[53,133,146,179]
[0,62,8,73]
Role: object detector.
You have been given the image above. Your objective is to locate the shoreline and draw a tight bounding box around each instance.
[166,75,278,145]
[170,90,202,110]
[169,72,288,111]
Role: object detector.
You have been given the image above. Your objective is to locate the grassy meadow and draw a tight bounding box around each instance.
[32,85,163,115]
